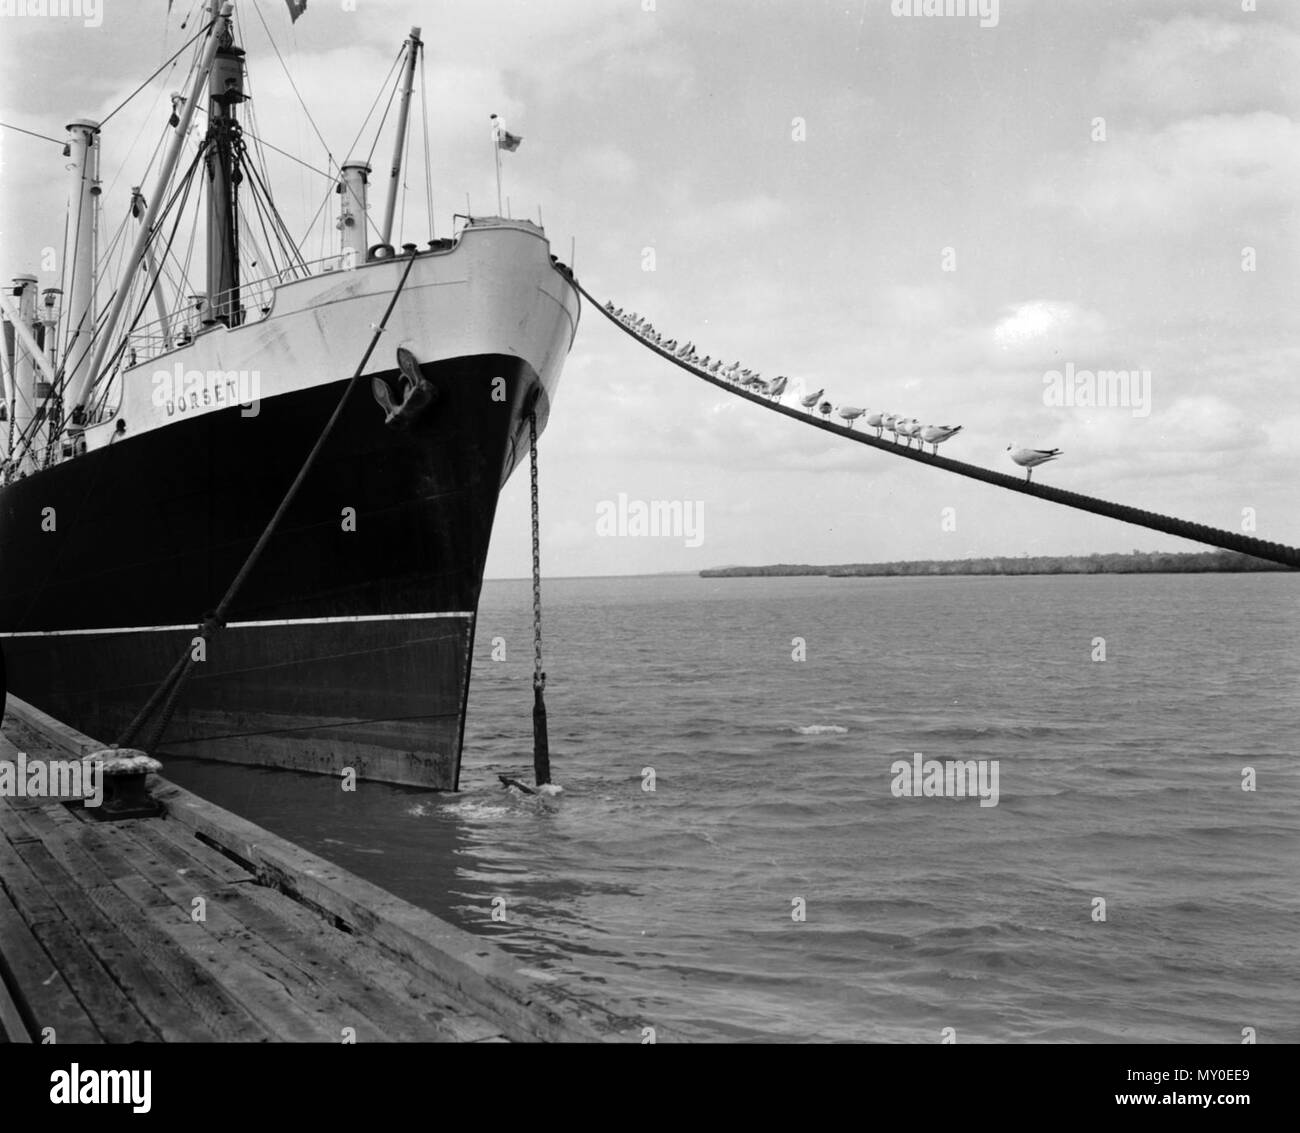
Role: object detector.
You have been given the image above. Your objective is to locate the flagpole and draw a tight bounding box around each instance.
[491,115,503,216]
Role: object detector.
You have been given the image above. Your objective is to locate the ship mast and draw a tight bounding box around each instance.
[71,2,232,416]
[378,27,422,248]
[62,119,99,387]
[205,0,245,328]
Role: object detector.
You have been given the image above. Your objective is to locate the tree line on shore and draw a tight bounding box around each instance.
[699,550,1293,578]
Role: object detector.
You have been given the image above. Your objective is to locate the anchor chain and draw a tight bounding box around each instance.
[529,408,552,786]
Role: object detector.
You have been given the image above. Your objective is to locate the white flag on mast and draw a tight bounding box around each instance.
[490,114,522,152]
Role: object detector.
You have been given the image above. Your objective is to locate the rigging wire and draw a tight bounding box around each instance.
[365,47,406,169]
[98,18,213,130]
[239,129,334,181]
[0,122,63,146]
[250,0,338,175]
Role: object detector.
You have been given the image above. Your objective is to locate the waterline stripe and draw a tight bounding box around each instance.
[0,612,475,638]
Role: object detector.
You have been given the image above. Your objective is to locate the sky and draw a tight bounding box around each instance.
[1,0,1298,579]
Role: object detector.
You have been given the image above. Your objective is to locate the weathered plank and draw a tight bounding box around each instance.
[0,821,65,927]
[209,880,501,1042]
[144,817,257,885]
[22,810,270,1039]
[232,881,508,1042]
[0,885,100,1043]
[4,701,98,757]
[122,888,339,1043]
[29,920,156,1043]
[13,839,197,1042]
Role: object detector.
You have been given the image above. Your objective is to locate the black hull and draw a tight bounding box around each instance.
[0,353,541,789]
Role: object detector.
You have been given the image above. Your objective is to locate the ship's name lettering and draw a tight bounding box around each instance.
[151,365,261,416]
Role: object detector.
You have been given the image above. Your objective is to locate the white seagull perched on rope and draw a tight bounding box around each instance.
[899,418,923,447]
[800,388,825,411]
[1006,444,1063,481]
[837,405,866,428]
[768,375,789,401]
[865,411,885,437]
[920,424,962,454]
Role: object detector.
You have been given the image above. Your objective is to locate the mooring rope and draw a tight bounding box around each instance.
[116,252,421,753]
[529,408,552,786]
[570,279,1300,570]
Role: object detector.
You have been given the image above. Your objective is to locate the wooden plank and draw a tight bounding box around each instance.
[145,818,257,885]
[0,886,100,1043]
[0,802,80,852]
[116,857,392,1043]
[0,975,32,1042]
[0,817,64,927]
[127,819,258,891]
[11,839,205,1043]
[16,807,269,1041]
[29,920,154,1043]
[3,699,99,757]
[83,884,271,1043]
[118,884,338,1043]
[0,799,43,844]
[119,824,502,1040]
[60,817,154,883]
[230,883,508,1041]
[205,881,485,1042]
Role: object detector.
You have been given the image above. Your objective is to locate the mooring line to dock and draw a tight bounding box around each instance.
[569,278,1300,569]
[116,253,422,754]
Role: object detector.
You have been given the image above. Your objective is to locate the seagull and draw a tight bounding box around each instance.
[920,424,962,454]
[837,405,866,428]
[751,379,771,397]
[900,418,924,448]
[708,360,722,373]
[818,400,833,420]
[883,413,901,441]
[1007,445,1062,481]
[865,411,885,436]
[768,375,789,401]
[800,388,825,410]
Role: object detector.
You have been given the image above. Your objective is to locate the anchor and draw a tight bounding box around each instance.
[371,346,436,428]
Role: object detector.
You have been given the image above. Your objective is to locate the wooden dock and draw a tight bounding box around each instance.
[0,695,636,1043]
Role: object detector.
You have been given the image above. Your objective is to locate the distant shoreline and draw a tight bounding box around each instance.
[700,550,1294,578]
